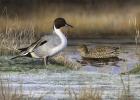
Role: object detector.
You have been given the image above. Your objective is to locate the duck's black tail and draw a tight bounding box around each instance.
[10,53,32,60]
[18,47,28,52]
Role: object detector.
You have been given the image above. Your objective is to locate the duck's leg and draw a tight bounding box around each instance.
[44,56,49,68]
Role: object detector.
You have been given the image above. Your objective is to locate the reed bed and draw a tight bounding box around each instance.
[0,77,45,100]
[0,77,133,100]
[128,64,140,74]
[118,74,135,100]
[65,86,102,100]
[65,83,134,100]
[0,10,139,38]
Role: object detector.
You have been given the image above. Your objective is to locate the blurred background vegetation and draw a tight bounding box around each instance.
[0,0,139,39]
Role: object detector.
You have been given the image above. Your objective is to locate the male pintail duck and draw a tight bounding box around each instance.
[11,18,73,66]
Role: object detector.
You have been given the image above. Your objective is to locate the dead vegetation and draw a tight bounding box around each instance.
[50,54,81,70]
[0,77,45,100]
[65,86,102,100]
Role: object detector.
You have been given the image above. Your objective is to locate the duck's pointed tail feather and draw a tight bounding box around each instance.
[18,47,28,52]
[10,55,23,60]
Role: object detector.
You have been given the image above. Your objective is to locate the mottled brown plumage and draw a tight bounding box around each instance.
[78,45,119,59]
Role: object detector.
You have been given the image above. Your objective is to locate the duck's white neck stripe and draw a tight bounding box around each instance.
[49,26,67,56]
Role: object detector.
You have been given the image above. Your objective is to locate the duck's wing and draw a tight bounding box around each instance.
[87,46,119,58]
[90,46,119,53]
[18,35,49,53]
[18,38,40,52]
[11,37,49,59]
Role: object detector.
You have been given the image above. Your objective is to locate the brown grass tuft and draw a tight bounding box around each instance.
[65,86,102,100]
[50,54,82,70]
[0,77,45,100]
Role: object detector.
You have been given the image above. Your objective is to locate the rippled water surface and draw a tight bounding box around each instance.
[0,43,140,100]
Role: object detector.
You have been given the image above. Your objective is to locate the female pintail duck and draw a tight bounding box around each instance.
[77,44,120,59]
[11,18,73,66]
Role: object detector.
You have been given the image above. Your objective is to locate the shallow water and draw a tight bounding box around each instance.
[0,43,140,100]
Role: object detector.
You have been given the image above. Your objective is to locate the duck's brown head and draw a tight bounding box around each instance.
[77,45,89,55]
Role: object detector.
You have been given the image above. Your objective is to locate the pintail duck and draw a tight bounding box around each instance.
[78,45,120,60]
[11,18,73,66]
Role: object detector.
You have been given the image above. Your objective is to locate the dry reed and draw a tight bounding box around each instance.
[0,77,45,100]
[65,86,102,100]
[119,62,135,100]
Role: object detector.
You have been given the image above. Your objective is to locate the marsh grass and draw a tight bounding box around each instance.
[119,60,135,100]
[65,86,102,100]
[128,64,140,74]
[65,83,135,100]
[0,16,36,55]
[129,16,140,52]
[118,75,135,100]
[0,77,45,100]
[0,76,136,100]
[0,78,23,100]
[118,91,134,100]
